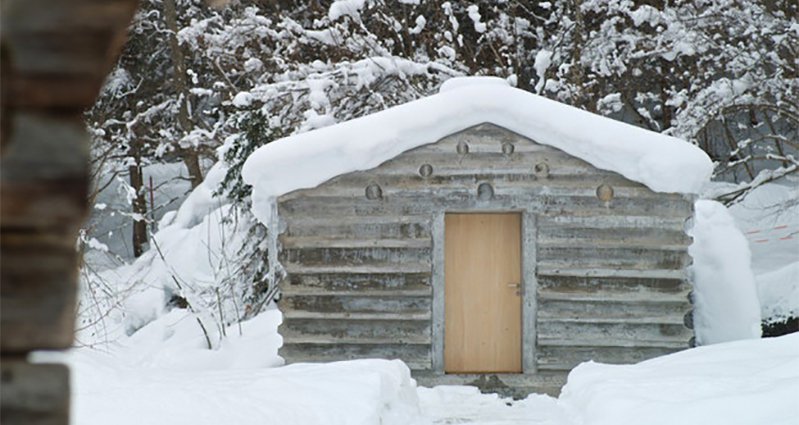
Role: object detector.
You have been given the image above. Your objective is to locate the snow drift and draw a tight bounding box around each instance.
[558,333,799,425]
[688,200,762,345]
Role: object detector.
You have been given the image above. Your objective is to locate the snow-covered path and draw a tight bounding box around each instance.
[419,386,570,425]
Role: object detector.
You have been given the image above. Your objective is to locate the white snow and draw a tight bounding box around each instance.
[467,5,487,33]
[757,262,799,323]
[232,91,254,107]
[534,49,553,93]
[243,76,712,225]
[328,0,366,21]
[56,345,421,425]
[725,179,799,323]
[558,333,799,425]
[688,200,762,345]
[409,15,427,35]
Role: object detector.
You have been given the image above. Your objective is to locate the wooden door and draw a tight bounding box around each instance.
[444,213,522,373]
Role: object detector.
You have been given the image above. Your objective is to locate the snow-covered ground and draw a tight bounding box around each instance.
[35,317,799,425]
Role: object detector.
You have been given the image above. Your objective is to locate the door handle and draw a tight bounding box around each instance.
[508,283,521,296]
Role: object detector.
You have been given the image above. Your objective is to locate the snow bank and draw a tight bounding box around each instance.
[242,76,712,224]
[688,200,761,345]
[559,333,799,425]
[757,262,799,323]
[67,355,422,425]
[78,162,256,346]
[92,308,283,370]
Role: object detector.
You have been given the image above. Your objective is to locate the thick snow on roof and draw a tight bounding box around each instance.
[243,77,712,224]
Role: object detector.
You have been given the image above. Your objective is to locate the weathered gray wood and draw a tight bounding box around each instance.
[538,229,691,247]
[283,216,431,239]
[521,212,538,374]
[280,236,431,249]
[282,316,430,340]
[431,213,445,373]
[538,321,692,347]
[537,246,690,270]
[537,274,690,296]
[0,361,69,425]
[281,246,432,267]
[282,272,431,292]
[536,346,680,371]
[280,292,430,314]
[537,299,689,323]
[2,3,138,425]
[537,266,688,280]
[2,0,138,109]
[280,341,431,368]
[276,123,695,394]
[279,193,692,219]
[283,263,431,274]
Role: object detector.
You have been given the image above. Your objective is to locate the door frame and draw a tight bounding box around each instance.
[431,208,538,375]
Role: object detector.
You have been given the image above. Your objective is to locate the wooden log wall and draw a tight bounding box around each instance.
[276,123,694,385]
[1,1,138,424]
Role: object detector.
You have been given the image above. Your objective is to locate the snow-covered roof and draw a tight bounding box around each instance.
[242,77,712,224]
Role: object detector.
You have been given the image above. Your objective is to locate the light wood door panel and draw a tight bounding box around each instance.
[444,213,522,373]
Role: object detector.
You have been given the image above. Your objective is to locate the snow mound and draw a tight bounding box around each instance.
[243,76,712,224]
[559,333,799,425]
[67,351,421,425]
[757,261,799,323]
[688,200,762,345]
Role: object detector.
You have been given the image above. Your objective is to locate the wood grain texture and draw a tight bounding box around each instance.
[0,361,69,425]
[1,2,137,424]
[444,213,522,373]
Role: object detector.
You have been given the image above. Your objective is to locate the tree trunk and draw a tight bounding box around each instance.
[182,149,204,189]
[164,0,203,188]
[128,141,148,257]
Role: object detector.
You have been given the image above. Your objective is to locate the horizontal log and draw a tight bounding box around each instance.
[282,215,432,239]
[538,229,691,248]
[537,246,690,270]
[537,299,689,323]
[538,321,692,347]
[281,334,430,345]
[280,292,430,314]
[538,214,689,230]
[286,178,670,205]
[0,361,69,425]
[537,275,690,299]
[279,236,431,249]
[283,263,431,275]
[536,346,683,371]
[282,311,430,321]
[537,266,687,280]
[280,341,432,372]
[281,317,430,340]
[282,272,431,292]
[279,192,692,219]
[281,246,431,268]
[0,232,78,351]
[281,287,432,297]
[2,0,137,109]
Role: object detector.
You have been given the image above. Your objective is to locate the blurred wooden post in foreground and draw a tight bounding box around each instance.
[0,1,138,424]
